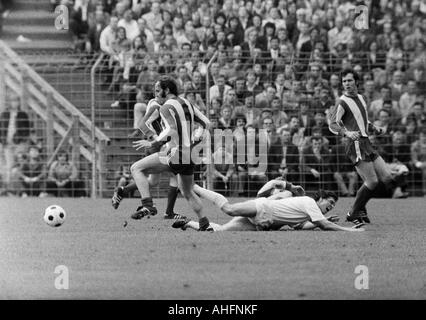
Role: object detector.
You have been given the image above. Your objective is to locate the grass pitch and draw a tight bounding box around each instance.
[1,196,425,299]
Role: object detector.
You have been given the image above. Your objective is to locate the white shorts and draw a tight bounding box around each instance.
[248,198,274,230]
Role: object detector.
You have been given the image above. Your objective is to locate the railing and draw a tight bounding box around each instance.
[0,40,110,198]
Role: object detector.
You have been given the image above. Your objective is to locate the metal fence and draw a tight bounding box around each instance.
[0,48,425,199]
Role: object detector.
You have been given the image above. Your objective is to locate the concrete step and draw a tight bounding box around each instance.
[13,0,52,11]
[4,10,57,26]
[3,38,74,51]
[1,25,71,41]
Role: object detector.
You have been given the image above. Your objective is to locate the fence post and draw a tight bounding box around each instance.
[0,60,5,113]
[71,114,80,171]
[90,53,104,199]
[97,139,107,198]
[45,90,54,159]
[20,68,29,112]
[205,51,218,191]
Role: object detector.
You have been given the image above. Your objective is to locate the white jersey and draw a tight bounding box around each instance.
[250,196,326,230]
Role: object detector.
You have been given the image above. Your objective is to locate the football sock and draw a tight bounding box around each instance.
[350,184,375,215]
[141,197,154,209]
[193,184,228,209]
[166,186,179,215]
[122,183,137,195]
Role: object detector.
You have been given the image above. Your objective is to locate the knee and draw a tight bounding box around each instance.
[366,178,379,189]
[221,204,235,216]
[130,163,142,175]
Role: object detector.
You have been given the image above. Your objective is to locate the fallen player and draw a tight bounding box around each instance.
[172,179,364,232]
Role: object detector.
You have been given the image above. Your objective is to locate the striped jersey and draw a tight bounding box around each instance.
[157,97,210,164]
[139,99,163,136]
[329,93,370,137]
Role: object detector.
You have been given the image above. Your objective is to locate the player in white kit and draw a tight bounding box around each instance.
[173,179,364,232]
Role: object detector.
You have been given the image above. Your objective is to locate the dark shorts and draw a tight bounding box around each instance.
[345,137,379,165]
[167,162,195,176]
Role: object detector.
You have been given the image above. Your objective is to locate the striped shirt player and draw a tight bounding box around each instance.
[329,69,394,224]
[155,96,210,175]
[329,93,379,164]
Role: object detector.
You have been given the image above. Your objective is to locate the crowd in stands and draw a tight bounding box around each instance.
[1,0,426,197]
[0,94,86,197]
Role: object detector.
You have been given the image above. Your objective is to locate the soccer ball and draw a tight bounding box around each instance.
[43,205,66,227]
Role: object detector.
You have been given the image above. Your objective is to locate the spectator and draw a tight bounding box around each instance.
[373,108,397,146]
[46,151,85,197]
[141,1,163,32]
[331,136,358,197]
[400,80,423,124]
[327,16,353,54]
[406,101,426,130]
[270,97,288,129]
[118,9,139,41]
[69,0,95,52]
[7,152,28,196]
[389,70,406,101]
[232,113,249,196]
[282,80,307,113]
[302,136,333,192]
[255,85,277,109]
[212,145,235,196]
[370,86,400,120]
[261,116,282,180]
[100,15,119,57]
[209,74,232,103]
[278,129,300,182]
[0,94,31,191]
[136,57,160,101]
[217,105,235,130]
[18,146,46,197]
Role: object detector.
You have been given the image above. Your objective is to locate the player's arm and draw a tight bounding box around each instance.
[133,104,176,150]
[193,105,211,141]
[151,103,177,148]
[329,103,360,140]
[136,104,159,138]
[313,219,364,232]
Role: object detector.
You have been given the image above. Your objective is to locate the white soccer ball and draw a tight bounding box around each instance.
[43,205,66,227]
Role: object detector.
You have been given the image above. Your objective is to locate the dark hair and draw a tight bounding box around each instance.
[234,113,247,123]
[340,68,359,83]
[158,75,179,96]
[264,21,276,34]
[313,190,338,202]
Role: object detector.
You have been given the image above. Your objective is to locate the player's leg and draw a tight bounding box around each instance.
[173,216,256,231]
[177,173,212,231]
[193,183,258,218]
[333,172,349,196]
[164,174,185,219]
[347,171,358,196]
[373,156,406,198]
[130,153,171,218]
[348,160,378,221]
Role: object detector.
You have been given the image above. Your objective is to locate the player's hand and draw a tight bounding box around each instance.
[290,184,305,196]
[132,139,152,150]
[345,130,361,141]
[326,215,340,223]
